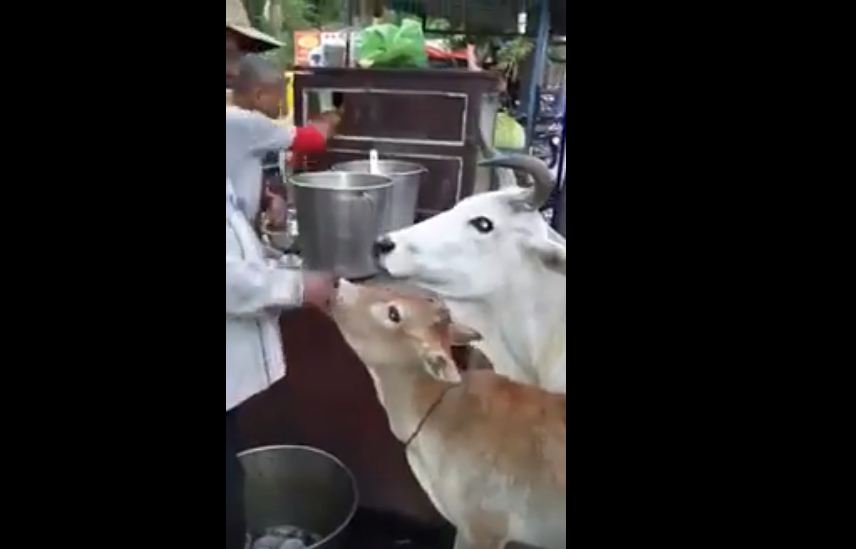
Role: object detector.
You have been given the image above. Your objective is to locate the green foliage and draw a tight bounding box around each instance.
[243,0,344,70]
[420,16,533,80]
[313,0,344,24]
[496,37,533,81]
[424,17,472,50]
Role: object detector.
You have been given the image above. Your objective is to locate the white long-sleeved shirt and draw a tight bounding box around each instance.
[226,106,296,223]
[226,179,303,411]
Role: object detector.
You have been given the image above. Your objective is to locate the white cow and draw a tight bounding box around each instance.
[375,155,567,393]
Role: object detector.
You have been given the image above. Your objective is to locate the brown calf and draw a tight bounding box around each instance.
[330,281,566,549]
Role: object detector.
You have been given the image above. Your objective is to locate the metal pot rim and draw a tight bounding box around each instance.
[333,160,428,178]
[290,172,392,192]
[237,445,360,549]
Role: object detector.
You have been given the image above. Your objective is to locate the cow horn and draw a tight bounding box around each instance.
[479,155,555,208]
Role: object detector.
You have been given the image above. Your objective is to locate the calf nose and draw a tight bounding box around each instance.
[373,237,396,257]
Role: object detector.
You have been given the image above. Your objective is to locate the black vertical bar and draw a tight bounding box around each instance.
[525,0,551,149]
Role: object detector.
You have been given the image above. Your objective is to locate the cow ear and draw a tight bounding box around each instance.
[423,349,463,382]
[506,187,536,212]
[524,238,567,276]
[449,322,482,347]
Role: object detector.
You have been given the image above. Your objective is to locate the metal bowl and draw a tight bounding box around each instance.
[239,446,359,549]
[262,227,296,252]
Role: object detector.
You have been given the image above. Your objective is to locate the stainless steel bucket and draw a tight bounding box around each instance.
[291,172,393,280]
[239,445,359,549]
[332,160,426,232]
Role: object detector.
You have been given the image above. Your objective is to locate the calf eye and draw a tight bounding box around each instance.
[388,305,402,324]
[469,217,494,234]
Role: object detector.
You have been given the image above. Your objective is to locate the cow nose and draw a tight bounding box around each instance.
[373,237,396,257]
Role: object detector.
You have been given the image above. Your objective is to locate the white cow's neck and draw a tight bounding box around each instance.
[444,268,565,387]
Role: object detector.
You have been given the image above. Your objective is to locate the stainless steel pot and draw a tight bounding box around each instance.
[239,445,359,549]
[332,160,426,232]
[291,172,393,280]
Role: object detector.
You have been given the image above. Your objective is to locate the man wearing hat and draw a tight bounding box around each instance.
[226,3,339,549]
[227,0,283,88]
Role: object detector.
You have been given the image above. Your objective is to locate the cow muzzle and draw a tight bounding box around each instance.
[373,236,396,258]
[373,235,419,279]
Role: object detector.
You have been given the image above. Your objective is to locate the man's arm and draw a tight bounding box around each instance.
[227,107,296,155]
[226,106,330,156]
[226,223,303,318]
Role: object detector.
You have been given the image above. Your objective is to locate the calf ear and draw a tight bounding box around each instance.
[449,322,482,347]
[423,349,463,382]
[524,238,567,276]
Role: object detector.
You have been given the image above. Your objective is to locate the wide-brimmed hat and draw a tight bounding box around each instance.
[227,0,283,51]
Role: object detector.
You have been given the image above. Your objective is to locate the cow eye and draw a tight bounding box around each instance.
[388,305,402,324]
[469,217,494,234]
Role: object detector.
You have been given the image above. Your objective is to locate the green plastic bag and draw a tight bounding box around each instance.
[357,19,428,69]
[494,111,526,150]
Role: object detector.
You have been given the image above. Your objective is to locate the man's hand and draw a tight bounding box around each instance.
[263,189,289,230]
[302,272,337,311]
[309,110,341,140]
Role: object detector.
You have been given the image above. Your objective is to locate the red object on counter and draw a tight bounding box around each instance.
[425,45,469,61]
